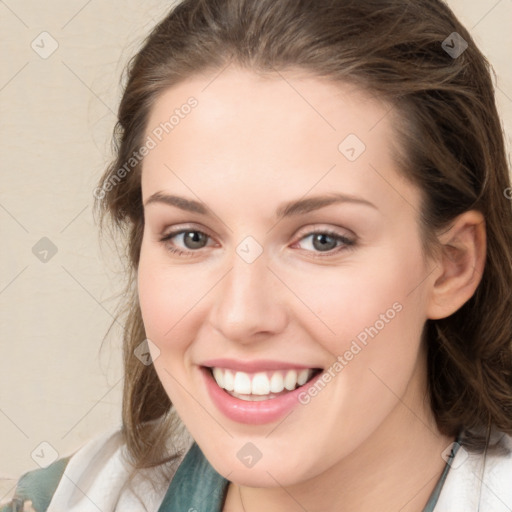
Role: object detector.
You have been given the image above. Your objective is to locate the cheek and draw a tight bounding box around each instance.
[137,247,199,351]
[287,237,429,416]
[137,263,172,340]
[289,244,427,352]
[137,251,203,404]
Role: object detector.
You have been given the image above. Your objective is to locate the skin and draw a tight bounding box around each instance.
[137,66,486,511]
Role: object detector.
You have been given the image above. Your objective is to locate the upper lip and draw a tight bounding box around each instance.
[201,358,322,373]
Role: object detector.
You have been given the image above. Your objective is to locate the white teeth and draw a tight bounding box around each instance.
[251,372,270,395]
[212,367,224,388]
[210,367,316,397]
[269,372,285,393]
[284,370,298,391]
[230,391,277,401]
[234,371,252,394]
[297,369,309,386]
[223,369,235,391]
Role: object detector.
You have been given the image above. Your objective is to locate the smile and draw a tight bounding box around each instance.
[200,360,324,424]
[209,367,321,401]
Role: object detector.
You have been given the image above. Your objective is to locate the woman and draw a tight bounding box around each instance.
[3,0,512,510]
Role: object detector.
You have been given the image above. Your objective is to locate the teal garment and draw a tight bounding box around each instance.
[157,438,462,511]
[0,457,70,512]
[422,439,461,512]
[1,437,461,512]
[157,442,229,511]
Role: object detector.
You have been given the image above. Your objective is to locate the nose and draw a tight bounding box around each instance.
[209,247,288,344]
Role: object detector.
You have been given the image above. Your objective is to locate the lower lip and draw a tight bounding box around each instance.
[201,367,322,425]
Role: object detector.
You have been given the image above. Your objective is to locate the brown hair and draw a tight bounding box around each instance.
[94,0,512,469]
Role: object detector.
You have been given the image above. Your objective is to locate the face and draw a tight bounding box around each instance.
[138,67,434,487]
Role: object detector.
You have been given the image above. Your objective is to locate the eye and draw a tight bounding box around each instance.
[293,229,355,257]
[159,228,212,256]
[159,227,356,258]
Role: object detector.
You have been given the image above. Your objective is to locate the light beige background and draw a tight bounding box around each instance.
[0,0,511,500]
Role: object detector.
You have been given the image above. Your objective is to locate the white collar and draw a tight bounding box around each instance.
[47,426,512,512]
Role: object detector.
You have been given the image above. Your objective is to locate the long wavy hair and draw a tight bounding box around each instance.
[94,0,512,469]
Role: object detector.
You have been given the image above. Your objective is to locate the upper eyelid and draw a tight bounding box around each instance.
[160,225,215,242]
[160,223,353,237]
[160,225,355,247]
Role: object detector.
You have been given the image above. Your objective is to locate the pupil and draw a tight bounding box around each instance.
[185,231,206,249]
[313,233,336,251]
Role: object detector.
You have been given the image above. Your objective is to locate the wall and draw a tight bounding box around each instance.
[0,0,510,501]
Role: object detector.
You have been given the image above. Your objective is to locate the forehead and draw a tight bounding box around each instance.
[145,66,393,150]
[141,67,419,219]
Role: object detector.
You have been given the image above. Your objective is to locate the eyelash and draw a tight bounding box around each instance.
[158,227,356,259]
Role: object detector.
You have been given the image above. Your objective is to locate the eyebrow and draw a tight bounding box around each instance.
[144,191,378,219]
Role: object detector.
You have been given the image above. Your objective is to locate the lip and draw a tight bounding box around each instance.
[201,358,316,373]
[201,365,323,425]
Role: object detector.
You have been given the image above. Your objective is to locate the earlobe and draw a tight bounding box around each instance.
[426,210,486,320]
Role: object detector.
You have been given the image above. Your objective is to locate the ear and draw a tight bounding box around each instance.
[426,210,486,320]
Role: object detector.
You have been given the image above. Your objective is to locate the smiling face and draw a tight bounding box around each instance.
[137,67,437,487]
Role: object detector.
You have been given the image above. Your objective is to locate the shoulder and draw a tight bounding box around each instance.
[1,426,190,512]
[0,457,70,512]
[435,431,512,511]
[0,428,122,512]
